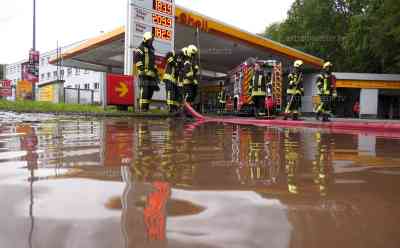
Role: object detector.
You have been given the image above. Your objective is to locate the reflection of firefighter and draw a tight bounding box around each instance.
[135,32,160,112]
[312,131,332,196]
[315,61,337,122]
[250,62,270,117]
[248,132,263,167]
[183,45,199,104]
[284,60,304,120]
[284,129,300,194]
[163,52,180,113]
[235,127,283,185]
[218,81,227,113]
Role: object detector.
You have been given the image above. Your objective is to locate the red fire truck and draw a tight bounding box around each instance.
[228,58,283,116]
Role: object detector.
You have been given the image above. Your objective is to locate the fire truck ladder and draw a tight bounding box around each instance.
[272,62,283,112]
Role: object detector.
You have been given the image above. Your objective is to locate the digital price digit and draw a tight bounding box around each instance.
[152,13,172,28]
[152,27,172,41]
[153,0,173,15]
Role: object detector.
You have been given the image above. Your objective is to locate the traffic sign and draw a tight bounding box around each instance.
[107,74,134,106]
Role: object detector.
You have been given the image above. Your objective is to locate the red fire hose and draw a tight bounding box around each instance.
[183,102,400,136]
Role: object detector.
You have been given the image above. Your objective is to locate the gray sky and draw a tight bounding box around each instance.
[0,0,293,64]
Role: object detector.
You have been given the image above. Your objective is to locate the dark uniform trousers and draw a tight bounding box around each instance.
[285,72,304,117]
[139,76,158,111]
[316,73,336,117]
[251,71,267,116]
[165,80,181,111]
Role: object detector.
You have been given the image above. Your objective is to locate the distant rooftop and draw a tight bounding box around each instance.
[334,72,400,82]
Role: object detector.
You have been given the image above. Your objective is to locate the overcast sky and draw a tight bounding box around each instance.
[0,0,293,64]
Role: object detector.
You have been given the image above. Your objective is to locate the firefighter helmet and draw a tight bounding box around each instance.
[294,60,304,68]
[323,61,333,69]
[187,44,198,56]
[181,47,188,56]
[143,32,153,42]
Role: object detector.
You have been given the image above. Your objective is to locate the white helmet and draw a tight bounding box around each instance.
[294,60,304,68]
[143,32,153,42]
[187,44,198,56]
[323,61,333,69]
[181,47,188,56]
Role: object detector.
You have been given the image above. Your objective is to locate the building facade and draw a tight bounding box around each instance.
[4,42,105,103]
[0,64,5,80]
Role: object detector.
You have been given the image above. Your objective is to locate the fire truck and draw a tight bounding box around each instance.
[228,58,283,116]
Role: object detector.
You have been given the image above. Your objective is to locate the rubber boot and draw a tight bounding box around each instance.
[141,103,150,112]
[283,114,289,120]
[315,112,320,121]
[322,114,330,122]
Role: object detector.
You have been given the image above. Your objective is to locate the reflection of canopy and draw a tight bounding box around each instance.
[50,6,324,75]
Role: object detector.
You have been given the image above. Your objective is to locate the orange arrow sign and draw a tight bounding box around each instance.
[116,82,128,97]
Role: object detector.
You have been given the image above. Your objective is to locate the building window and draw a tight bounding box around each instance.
[94,82,99,89]
[60,69,64,78]
[41,58,45,66]
[47,72,51,79]
[53,71,58,78]
[67,68,72,76]
[41,74,45,80]
[75,68,80,76]
[84,83,90,90]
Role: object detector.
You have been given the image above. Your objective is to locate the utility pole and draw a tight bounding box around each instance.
[32,0,37,101]
[33,0,36,51]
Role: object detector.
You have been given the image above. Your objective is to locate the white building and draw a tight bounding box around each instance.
[4,41,104,103]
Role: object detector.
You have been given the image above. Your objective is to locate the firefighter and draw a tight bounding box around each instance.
[163,52,179,113]
[284,129,300,194]
[312,131,332,196]
[315,61,337,122]
[218,81,227,113]
[183,44,199,104]
[174,47,187,108]
[135,32,160,112]
[265,66,274,116]
[250,62,270,117]
[284,60,304,120]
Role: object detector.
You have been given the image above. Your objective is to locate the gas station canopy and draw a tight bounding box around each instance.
[50,6,324,75]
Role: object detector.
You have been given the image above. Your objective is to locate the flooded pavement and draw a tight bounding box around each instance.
[1,111,400,248]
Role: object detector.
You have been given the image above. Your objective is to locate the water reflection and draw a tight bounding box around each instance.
[1,114,400,247]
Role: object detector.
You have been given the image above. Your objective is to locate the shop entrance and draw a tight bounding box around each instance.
[336,88,360,118]
[378,90,400,119]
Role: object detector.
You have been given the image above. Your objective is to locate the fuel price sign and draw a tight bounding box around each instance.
[127,0,175,57]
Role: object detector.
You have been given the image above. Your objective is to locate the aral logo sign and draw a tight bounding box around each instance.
[107,74,134,106]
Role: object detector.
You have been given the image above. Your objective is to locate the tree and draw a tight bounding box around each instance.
[263,0,400,73]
